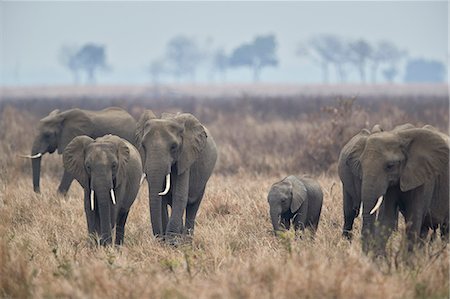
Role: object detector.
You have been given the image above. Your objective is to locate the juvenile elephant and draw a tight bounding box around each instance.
[23,107,136,194]
[346,127,449,253]
[63,135,142,246]
[136,111,217,242]
[268,176,323,234]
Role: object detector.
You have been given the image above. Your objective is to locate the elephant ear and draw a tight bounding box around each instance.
[63,135,94,188]
[398,128,449,192]
[289,176,308,213]
[174,113,207,175]
[57,109,92,154]
[346,130,369,179]
[135,110,157,150]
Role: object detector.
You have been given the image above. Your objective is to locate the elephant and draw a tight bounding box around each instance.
[338,123,415,240]
[23,107,136,195]
[268,176,323,234]
[135,111,217,242]
[62,134,142,246]
[345,126,449,254]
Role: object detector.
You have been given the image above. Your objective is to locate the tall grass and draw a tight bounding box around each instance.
[0,85,448,298]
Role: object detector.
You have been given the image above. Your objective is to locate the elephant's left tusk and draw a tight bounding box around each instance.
[90,190,95,211]
[370,196,384,215]
[110,189,116,205]
[18,153,42,159]
[140,173,146,186]
[158,174,171,196]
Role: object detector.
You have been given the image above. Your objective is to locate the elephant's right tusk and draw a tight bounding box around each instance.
[140,173,146,186]
[158,174,171,196]
[110,189,116,205]
[370,196,384,215]
[358,202,363,217]
[19,153,42,159]
[90,190,95,211]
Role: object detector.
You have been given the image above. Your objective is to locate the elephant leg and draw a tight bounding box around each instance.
[343,190,357,240]
[403,189,429,252]
[185,189,205,236]
[115,210,129,246]
[420,225,430,242]
[440,221,449,243]
[161,197,170,235]
[293,202,308,232]
[57,170,74,195]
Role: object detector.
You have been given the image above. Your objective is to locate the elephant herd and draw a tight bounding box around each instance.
[22,107,449,255]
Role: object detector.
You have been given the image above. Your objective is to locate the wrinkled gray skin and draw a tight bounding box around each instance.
[346,127,449,254]
[136,111,217,243]
[268,176,323,234]
[31,107,136,195]
[338,123,415,240]
[63,135,142,246]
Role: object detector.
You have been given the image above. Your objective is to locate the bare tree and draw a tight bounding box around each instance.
[148,58,167,85]
[370,41,406,83]
[210,48,229,82]
[229,34,278,82]
[59,43,109,85]
[165,35,204,82]
[348,39,372,83]
[297,34,349,83]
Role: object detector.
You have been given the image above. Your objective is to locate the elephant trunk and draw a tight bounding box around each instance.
[31,141,43,193]
[361,174,388,253]
[269,206,282,232]
[148,171,167,237]
[97,191,112,246]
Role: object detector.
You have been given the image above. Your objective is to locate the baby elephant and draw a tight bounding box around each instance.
[268,176,323,234]
[63,134,142,246]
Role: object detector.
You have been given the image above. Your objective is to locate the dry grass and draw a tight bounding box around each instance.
[0,85,449,298]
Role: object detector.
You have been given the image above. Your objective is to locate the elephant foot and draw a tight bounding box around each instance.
[342,230,353,241]
[165,233,192,246]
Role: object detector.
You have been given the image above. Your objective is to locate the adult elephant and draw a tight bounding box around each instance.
[63,135,142,246]
[338,125,383,240]
[346,127,448,253]
[23,107,136,194]
[136,111,217,243]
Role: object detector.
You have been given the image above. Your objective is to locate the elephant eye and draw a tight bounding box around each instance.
[385,161,399,171]
[112,162,117,170]
[170,142,178,152]
[85,164,91,172]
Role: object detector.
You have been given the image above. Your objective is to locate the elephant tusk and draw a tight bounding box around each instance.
[370,196,384,215]
[158,174,171,196]
[140,173,146,186]
[19,153,42,159]
[90,190,95,211]
[110,189,116,205]
[358,202,363,217]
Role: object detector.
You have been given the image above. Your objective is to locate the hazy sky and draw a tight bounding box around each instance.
[1,1,448,86]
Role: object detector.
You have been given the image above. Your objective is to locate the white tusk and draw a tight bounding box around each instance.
[19,153,42,159]
[140,173,146,186]
[359,202,363,217]
[110,189,116,205]
[370,196,384,215]
[158,174,171,196]
[90,190,95,211]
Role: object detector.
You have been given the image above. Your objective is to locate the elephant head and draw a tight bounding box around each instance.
[63,135,130,245]
[136,111,207,236]
[25,109,91,193]
[348,128,449,251]
[268,176,307,231]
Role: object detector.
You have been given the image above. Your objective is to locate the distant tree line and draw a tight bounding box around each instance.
[59,34,446,85]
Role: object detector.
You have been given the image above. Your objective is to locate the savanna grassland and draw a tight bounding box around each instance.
[0,84,449,298]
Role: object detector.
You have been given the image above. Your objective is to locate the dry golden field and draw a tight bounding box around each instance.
[0,85,449,298]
